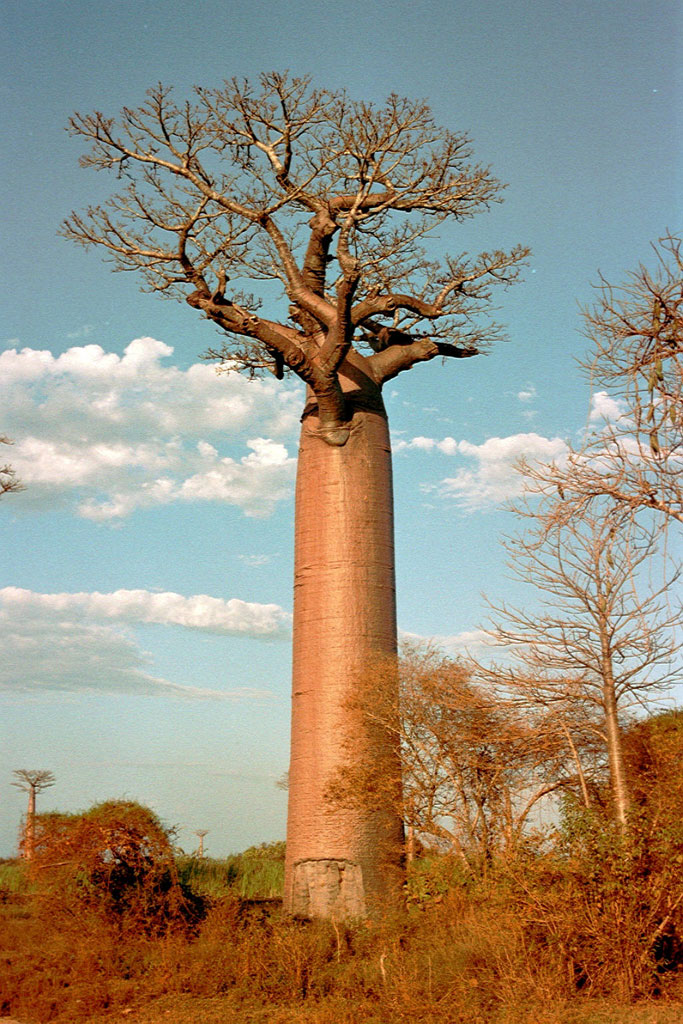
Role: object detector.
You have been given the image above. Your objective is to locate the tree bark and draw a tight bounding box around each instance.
[597,600,631,828]
[603,668,631,828]
[25,787,36,862]
[284,371,405,918]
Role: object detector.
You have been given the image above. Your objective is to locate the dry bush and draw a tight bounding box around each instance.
[27,800,204,934]
[1,904,163,1021]
[624,709,683,827]
[327,644,581,874]
[2,743,681,1023]
[2,875,681,1024]
[495,805,683,1001]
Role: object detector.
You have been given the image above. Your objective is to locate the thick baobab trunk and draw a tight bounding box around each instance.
[284,385,405,918]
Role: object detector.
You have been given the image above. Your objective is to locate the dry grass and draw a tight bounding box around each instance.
[2,880,681,1024]
[2,795,681,1024]
[71,994,683,1024]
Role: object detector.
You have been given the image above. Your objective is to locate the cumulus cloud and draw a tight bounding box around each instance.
[394,435,459,455]
[438,433,568,509]
[394,431,568,510]
[1,338,300,519]
[589,390,628,423]
[0,587,291,639]
[73,437,296,521]
[0,586,290,699]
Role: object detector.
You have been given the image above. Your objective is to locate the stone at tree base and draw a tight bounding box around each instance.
[290,859,366,919]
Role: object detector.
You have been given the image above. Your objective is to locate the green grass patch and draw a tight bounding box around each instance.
[177,840,285,900]
[0,858,29,896]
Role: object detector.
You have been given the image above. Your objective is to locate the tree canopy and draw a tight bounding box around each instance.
[64,72,527,442]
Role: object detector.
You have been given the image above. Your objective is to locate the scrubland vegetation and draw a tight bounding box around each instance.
[4,70,681,1021]
[2,710,681,1024]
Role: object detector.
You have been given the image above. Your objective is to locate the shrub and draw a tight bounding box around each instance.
[29,800,202,933]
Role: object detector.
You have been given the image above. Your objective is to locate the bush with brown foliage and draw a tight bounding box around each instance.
[27,799,203,933]
[624,708,683,824]
[2,716,681,1023]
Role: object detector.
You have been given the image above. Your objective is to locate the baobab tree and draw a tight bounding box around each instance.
[63,72,528,918]
[12,769,56,861]
[194,829,209,858]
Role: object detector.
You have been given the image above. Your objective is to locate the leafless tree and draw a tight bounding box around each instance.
[329,645,587,870]
[1,436,24,498]
[12,769,56,861]
[522,234,682,529]
[63,72,528,918]
[396,650,584,865]
[474,501,679,829]
[499,240,682,830]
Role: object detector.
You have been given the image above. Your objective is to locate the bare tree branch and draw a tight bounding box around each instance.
[1,436,24,498]
[64,73,528,444]
[521,235,682,528]
[471,487,680,828]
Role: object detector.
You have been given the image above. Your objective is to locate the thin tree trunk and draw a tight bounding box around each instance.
[599,615,631,827]
[603,673,631,827]
[405,824,416,866]
[559,718,592,809]
[284,386,405,918]
[25,788,36,862]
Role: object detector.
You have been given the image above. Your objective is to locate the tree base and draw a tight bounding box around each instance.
[290,859,366,919]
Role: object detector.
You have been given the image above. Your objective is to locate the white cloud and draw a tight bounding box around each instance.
[1,338,301,519]
[0,615,267,701]
[394,431,568,509]
[439,629,498,653]
[438,433,568,510]
[0,586,290,699]
[177,438,294,518]
[70,437,296,521]
[589,390,627,422]
[517,385,537,403]
[0,587,291,639]
[394,435,459,455]
[400,627,495,655]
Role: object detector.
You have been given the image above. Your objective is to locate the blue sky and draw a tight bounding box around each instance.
[1,0,681,857]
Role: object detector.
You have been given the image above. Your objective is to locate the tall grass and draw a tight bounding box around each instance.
[0,858,27,895]
[176,840,285,899]
[2,835,681,1024]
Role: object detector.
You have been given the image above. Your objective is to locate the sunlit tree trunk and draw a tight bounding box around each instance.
[284,376,405,918]
[601,643,631,827]
[24,787,36,862]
